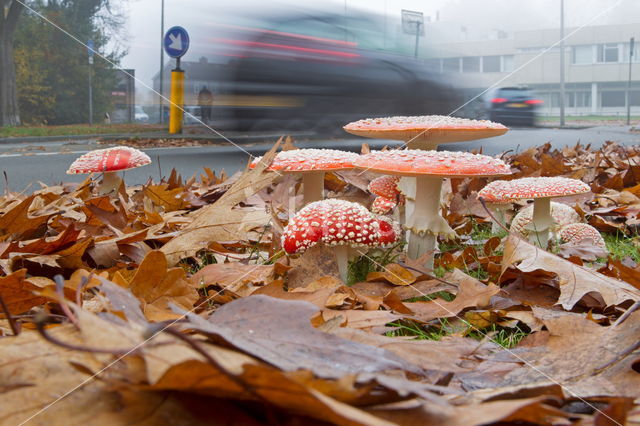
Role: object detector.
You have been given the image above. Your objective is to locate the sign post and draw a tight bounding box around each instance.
[88,39,94,125]
[628,37,635,126]
[163,26,190,134]
[401,10,424,59]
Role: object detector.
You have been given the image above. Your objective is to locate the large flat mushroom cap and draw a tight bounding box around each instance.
[250,149,359,173]
[344,115,508,143]
[67,146,151,174]
[354,150,511,178]
[479,177,591,202]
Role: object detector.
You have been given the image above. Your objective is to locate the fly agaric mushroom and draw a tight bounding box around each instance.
[282,199,400,282]
[250,149,359,206]
[510,202,580,237]
[478,177,590,248]
[344,115,508,150]
[354,150,511,268]
[558,223,607,250]
[368,175,401,214]
[67,146,151,195]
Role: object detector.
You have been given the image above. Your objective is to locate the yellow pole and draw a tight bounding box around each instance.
[169,69,184,134]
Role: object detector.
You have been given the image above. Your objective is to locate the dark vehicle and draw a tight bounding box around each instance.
[214,12,460,133]
[486,87,543,126]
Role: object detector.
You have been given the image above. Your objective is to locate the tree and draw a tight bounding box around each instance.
[14,0,125,125]
[0,0,24,126]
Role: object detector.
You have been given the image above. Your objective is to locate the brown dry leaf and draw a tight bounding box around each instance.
[0,195,52,238]
[319,309,401,332]
[404,269,500,322]
[190,262,278,297]
[126,250,198,321]
[482,311,640,401]
[160,140,281,265]
[143,183,189,212]
[367,263,416,286]
[253,280,338,308]
[369,396,567,426]
[181,294,422,378]
[502,235,640,309]
[0,269,48,314]
[286,244,341,288]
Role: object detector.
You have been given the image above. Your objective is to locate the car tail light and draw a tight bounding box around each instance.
[525,99,544,105]
[491,98,507,103]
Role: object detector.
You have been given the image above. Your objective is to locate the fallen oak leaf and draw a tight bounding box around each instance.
[178,294,423,379]
[502,235,640,309]
[0,269,48,314]
[366,263,416,286]
[190,262,283,297]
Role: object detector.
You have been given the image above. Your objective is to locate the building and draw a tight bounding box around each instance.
[425,23,640,116]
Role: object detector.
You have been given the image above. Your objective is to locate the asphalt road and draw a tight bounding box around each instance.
[1,125,639,192]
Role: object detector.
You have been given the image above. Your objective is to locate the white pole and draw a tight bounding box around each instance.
[159,0,165,124]
[559,0,565,127]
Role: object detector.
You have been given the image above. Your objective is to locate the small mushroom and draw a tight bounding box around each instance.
[368,175,401,214]
[67,146,151,195]
[510,202,580,237]
[558,223,607,250]
[251,149,359,206]
[354,150,511,268]
[282,199,400,282]
[344,115,508,150]
[479,177,590,248]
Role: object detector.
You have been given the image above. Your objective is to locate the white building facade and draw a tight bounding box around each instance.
[425,23,640,116]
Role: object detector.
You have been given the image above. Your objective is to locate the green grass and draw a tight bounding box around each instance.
[604,232,640,263]
[346,242,404,285]
[387,318,528,349]
[0,123,163,138]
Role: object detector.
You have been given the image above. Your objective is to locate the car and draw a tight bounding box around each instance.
[485,87,542,126]
[134,106,149,123]
[212,10,460,133]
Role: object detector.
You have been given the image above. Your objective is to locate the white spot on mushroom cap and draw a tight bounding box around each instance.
[344,115,507,130]
[66,146,151,174]
[251,149,359,172]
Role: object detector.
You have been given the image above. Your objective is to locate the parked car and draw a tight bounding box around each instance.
[485,87,543,126]
[134,106,149,123]
[213,11,461,133]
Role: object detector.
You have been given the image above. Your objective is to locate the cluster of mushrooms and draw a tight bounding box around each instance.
[62,117,605,282]
[262,115,604,280]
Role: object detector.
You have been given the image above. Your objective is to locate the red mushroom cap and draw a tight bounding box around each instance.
[250,149,359,173]
[353,150,511,178]
[376,216,401,246]
[281,199,399,254]
[368,175,400,198]
[371,196,397,214]
[67,146,151,174]
[344,115,508,143]
[479,177,591,202]
[558,223,606,249]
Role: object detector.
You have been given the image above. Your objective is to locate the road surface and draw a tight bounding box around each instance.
[0,126,639,192]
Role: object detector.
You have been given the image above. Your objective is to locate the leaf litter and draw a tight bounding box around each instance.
[0,140,639,425]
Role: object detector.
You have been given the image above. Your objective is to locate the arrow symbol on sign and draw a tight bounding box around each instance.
[169,33,182,50]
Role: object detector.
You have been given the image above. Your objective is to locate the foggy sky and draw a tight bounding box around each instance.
[118,0,637,92]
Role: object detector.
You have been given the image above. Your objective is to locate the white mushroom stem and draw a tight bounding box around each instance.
[407,176,456,269]
[488,203,509,233]
[301,171,324,206]
[527,197,553,248]
[334,244,355,283]
[99,171,123,195]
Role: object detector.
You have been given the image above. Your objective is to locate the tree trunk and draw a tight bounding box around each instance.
[0,1,23,127]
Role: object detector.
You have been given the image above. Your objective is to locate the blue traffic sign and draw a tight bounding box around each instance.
[163,26,190,58]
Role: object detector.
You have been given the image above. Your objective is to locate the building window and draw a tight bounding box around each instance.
[624,42,640,63]
[443,57,460,73]
[631,91,640,106]
[597,44,619,63]
[601,91,625,107]
[502,55,514,72]
[483,55,501,72]
[572,45,592,65]
[576,92,591,107]
[462,56,481,73]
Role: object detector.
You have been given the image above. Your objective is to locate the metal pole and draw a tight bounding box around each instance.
[414,22,420,58]
[159,0,165,124]
[559,0,565,127]
[627,37,634,126]
[88,67,93,125]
